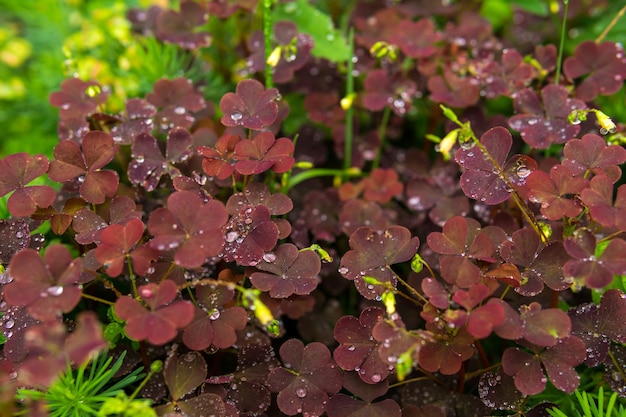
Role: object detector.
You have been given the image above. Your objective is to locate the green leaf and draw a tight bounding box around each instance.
[511,0,549,16]
[272,0,350,62]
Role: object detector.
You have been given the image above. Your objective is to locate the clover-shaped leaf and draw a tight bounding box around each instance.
[562,133,626,181]
[226,181,293,216]
[426,216,494,287]
[156,0,211,49]
[326,372,401,417]
[0,153,55,217]
[72,195,142,245]
[109,98,157,145]
[569,289,626,367]
[94,219,157,277]
[249,243,320,298]
[146,77,206,130]
[478,368,525,412]
[360,168,404,204]
[390,18,441,59]
[49,78,109,121]
[128,127,193,191]
[148,191,228,268]
[221,204,279,266]
[157,350,227,417]
[564,41,626,102]
[508,84,586,148]
[47,131,119,204]
[182,284,247,350]
[333,307,388,384]
[362,69,417,116]
[500,227,571,294]
[114,279,194,345]
[456,127,537,205]
[233,132,295,175]
[502,336,586,395]
[220,79,280,130]
[418,326,475,375]
[428,69,481,108]
[339,226,419,299]
[581,176,626,231]
[520,302,571,347]
[3,244,83,321]
[268,339,343,416]
[563,230,626,289]
[481,48,536,98]
[198,133,241,180]
[527,165,588,220]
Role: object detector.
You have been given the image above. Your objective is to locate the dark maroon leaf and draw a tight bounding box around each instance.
[502,347,545,395]
[362,69,417,116]
[361,168,404,204]
[339,226,419,299]
[478,368,524,411]
[481,48,536,98]
[109,98,157,145]
[581,176,626,231]
[94,219,157,277]
[146,77,206,130]
[164,351,207,400]
[562,133,626,180]
[249,243,320,298]
[541,337,586,393]
[428,70,480,108]
[221,204,279,266]
[418,326,474,375]
[520,302,571,347]
[0,153,55,217]
[508,84,586,148]
[233,132,295,175]
[390,18,440,59]
[156,0,210,49]
[333,307,388,384]
[527,165,588,220]
[220,79,280,130]
[72,195,141,245]
[456,127,520,205]
[198,133,241,180]
[564,230,626,289]
[49,78,109,121]
[47,131,120,204]
[327,373,401,417]
[182,284,247,350]
[268,339,343,416]
[114,280,194,345]
[0,219,31,264]
[564,41,626,101]
[226,181,293,216]
[148,191,228,268]
[4,245,83,321]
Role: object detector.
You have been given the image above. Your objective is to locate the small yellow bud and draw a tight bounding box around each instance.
[436,129,459,161]
[595,110,617,135]
[267,46,282,67]
[340,93,356,110]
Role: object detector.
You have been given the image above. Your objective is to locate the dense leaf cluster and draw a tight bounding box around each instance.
[1,0,626,416]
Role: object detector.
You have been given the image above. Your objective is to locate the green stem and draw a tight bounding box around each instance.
[344,27,355,172]
[263,0,274,89]
[372,106,391,170]
[126,253,138,298]
[81,292,115,306]
[282,168,362,192]
[555,0,569,85]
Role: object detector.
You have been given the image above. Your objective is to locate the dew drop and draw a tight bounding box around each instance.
[347,345,356,351]
[209,309,221,320]
[370,374,382,382]
[516,164,531,179]
[230,111,243,122]
[338,267,349,275]
[183,352,196,362]
[263,252,277,263]
[173,106,186,115]
[47,286,64,296]
[5,319,14,329]
[296,387,307,398]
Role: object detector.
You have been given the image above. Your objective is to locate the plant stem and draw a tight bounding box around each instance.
[596,4,626,44]
[81,292,115,306]
[372,106,391,170]
[344,27,355,172]
[263,0,274,89]
[282,167,362,192]
[555,0,569,85]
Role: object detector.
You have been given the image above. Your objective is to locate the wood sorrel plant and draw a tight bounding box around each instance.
[1,1,626,416]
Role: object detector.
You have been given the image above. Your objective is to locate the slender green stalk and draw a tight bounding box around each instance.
[264,0,274,89]
[283,168,361,192]
[344,27,355,172]
[555,0,569,85]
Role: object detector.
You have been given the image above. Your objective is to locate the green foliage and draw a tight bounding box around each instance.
[17,352,144,417]
[548,388,626,417]
[272,0,350,62]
